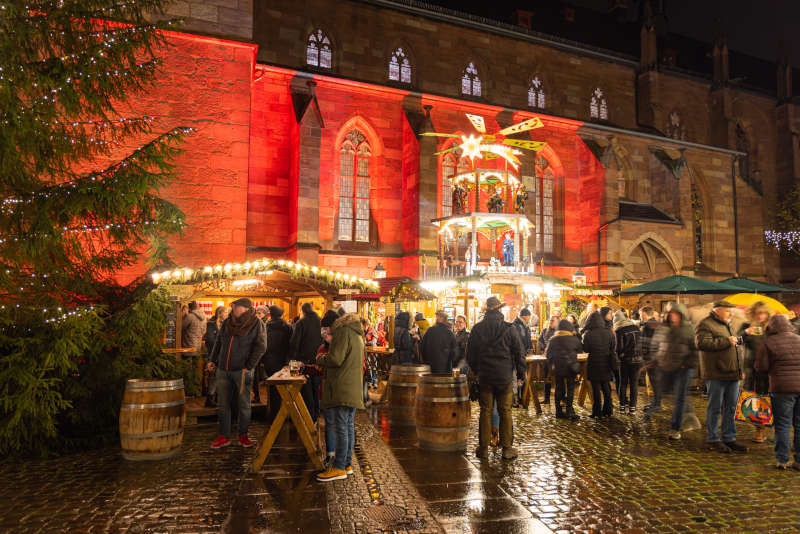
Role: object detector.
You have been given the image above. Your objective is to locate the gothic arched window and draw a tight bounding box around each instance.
[528,77,545,109]
[590,88,608,120]
[461,62,481,97]
[691,182,704,263]
[306,29,332,69]
[441,154,456,217]
[389,48,412,84]
[523,155,555,254]
[338,129,371,242]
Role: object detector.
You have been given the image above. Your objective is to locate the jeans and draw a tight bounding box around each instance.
[619,361,642,408]
[323,408,338,457]
[491,399,499,429]
[705,379,740,443]
[216,368,253,437]
[479,383,513,448]
[591,380,612,416]
[554,375,576,414]
[661,367,694,431]
[329,406,356,470]
[302,376,322,423]
[771,393,800,464]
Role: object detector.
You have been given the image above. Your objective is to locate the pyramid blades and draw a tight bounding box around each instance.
[465,113,486,133]
[498,117,544,136]
[502,139,548,151]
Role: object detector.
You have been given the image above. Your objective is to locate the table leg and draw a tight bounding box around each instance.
[522,365,534,408]
[282,386,324,470]
[577,367,592,408]
[252,403,288,472]
[645,368,653,397]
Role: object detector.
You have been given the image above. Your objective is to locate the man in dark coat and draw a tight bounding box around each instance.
[454,315,470,373]
[392,311,414,365]
[512,308,533,406]
[420,310,458,373]
[290,302,323,422]
[696,301,748,453]
[582,311,617,418]
[263,306,292,421]
[537,315,560,405]
[207,298,267,449]
[467,297,525,460]
[640,306,664,413]
[545,319,582,420]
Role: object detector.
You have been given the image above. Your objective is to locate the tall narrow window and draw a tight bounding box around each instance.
[528,77,545,109]
[735,123,749,179]
[529,155,555,254]
[389,48,412,84]
[691,183,703,263]
[461,62,481,97]
[306,29,332,69]
[590,88,608,120]
[441,155,455,217]
[338,130,371,242]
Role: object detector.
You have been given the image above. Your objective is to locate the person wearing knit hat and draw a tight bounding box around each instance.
[321,309,340,328]
[255,305,269,320]
[613,309,643,415]
[252,305,270,404]
[268,305,284,319]
[263,305,292,421]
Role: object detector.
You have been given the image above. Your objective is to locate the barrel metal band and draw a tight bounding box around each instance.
[120,428,184,439]
[126,379,184,390]
[416,396,469,403]
[121,400,185,409]
[126,385,185,392]
[422,383,467,388]
[389,382,420,387]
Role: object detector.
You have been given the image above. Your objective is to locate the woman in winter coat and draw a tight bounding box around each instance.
[392,311,415,365]
[654,303,699,440]
[755,314,800,470]
[613,310,643,415]
[545,319,583,420]
[582,311,617,417]
[739,301,772,443]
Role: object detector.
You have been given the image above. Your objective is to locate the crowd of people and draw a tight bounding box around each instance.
[183,291,800,478]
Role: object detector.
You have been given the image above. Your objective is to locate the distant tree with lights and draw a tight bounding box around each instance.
[765,183,800,258]
[0,1,192,454]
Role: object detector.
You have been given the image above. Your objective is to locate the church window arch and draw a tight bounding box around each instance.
[306,29,332,69]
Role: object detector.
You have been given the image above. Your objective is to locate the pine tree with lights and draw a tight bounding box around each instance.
[765,183,800,258]
[0,0,192,454]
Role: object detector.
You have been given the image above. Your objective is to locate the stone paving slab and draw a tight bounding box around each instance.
[0,422,265,534]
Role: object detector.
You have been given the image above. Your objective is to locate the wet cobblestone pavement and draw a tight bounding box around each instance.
[374,388,800,534]
[0,422,266,534]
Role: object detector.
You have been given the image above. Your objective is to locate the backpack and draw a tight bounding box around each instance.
[621,328,642,362]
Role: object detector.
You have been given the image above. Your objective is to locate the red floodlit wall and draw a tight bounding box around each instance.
[115,32,256,282]
[247,66,296,250]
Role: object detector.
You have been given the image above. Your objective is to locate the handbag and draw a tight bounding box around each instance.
[735,389,773,427]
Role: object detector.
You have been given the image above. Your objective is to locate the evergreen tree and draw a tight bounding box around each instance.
[0,0,191,454]
[765,183,800,258]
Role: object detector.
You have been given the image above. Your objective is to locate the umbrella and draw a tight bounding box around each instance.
[719,277,797,294]
[723,293,790,314]
[619,275,742,301]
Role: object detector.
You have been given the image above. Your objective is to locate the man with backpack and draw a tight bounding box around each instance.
[467,297,526,460]
[613,310,643,415]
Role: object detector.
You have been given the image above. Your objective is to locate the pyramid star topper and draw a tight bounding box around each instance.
[424,113,547,169]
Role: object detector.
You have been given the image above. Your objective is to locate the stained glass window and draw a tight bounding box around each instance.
[527,156,555,254]
[306,29,332,69]
[590,88,607,120]
[461,62,481,97]
[442,155,455,217]
[339,130,371,242]
[389,48,411,84]
[528,77,545,109]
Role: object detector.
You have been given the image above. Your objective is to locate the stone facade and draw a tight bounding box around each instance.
[125,0,799,285]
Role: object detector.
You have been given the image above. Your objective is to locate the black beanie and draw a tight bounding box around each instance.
[321,310,339,328]
[268,305,284,319]
[231,297,252,309]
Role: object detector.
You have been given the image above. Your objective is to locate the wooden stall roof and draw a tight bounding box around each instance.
[151,257,377,301]
[352,277,435,302]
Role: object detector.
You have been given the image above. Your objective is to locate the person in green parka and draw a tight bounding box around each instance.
[315,313,365,482]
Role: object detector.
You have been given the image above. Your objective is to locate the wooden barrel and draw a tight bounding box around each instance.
[119,378,186,461]
[388,364,430,426]
[414,373,471,451]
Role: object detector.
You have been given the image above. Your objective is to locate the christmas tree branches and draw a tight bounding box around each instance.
[0,0,191,454]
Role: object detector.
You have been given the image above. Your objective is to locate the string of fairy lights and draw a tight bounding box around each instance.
[765,230,800,251]
[152,258,380,291]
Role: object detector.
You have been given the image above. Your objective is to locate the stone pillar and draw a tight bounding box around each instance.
[291,79,322,265]
[418,105,439,277]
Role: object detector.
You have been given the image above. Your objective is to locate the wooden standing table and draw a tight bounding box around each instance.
[522,354,592,414]
[251,368,324,472]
